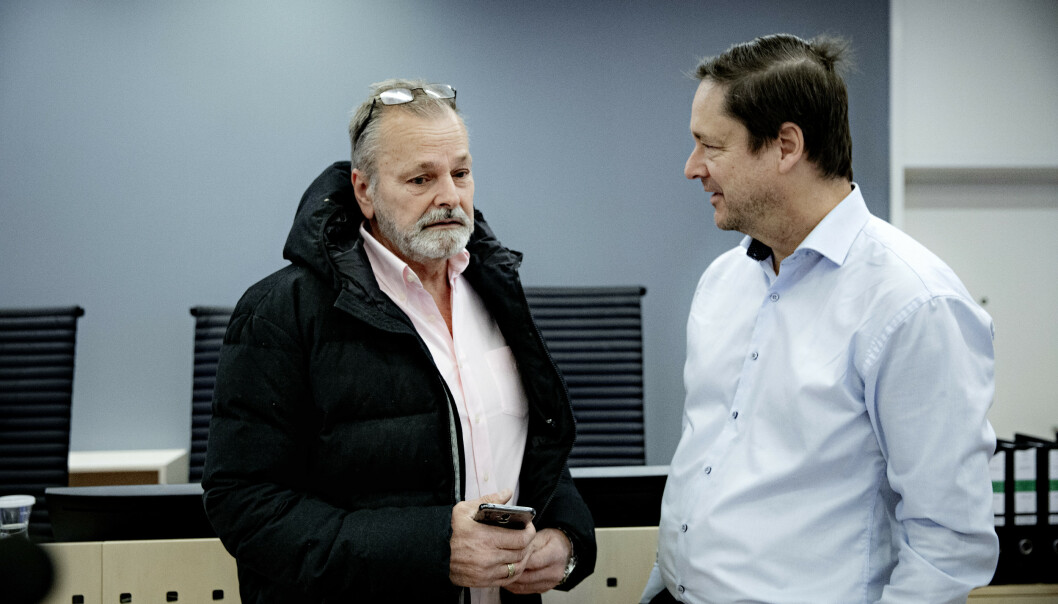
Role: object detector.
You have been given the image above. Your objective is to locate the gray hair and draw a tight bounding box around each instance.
[348,78,463,191]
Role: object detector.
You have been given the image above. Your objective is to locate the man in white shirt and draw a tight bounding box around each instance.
[641,34,999,603]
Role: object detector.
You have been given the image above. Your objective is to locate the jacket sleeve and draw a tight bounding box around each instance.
[535,465,597,591]
[201,308,458,599]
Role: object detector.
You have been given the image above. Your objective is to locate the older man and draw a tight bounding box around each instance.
[203,79,595,603]
[642,35,998,603]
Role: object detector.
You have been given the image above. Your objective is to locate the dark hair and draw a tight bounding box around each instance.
[695,33,853,181]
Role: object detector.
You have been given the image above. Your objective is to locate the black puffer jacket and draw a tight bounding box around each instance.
[202,162,596,603]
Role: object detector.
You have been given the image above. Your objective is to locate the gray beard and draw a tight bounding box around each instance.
[373,199,473,264]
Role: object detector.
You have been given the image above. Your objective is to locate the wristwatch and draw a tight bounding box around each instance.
[557,528,578,586]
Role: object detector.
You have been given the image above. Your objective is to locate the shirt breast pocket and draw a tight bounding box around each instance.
[484,346,528,418]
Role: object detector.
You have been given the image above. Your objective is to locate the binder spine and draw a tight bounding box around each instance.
[1013,447,1037,526]
[990,450,1006,528]
[1050,448,1058,527]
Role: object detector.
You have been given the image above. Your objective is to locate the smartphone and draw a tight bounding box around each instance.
[474,503,536,529]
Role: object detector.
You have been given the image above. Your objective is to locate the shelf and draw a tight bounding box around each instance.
[905,166,1058,186]
[903,166,1058,210]
[68,449,189,486]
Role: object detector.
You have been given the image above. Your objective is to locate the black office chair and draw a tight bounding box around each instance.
[188,307,233,483]
[186,286,648,475]
[524,287,647,467]
[0,306,85,542]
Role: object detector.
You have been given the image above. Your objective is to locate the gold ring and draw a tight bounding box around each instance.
[506,563,515,579]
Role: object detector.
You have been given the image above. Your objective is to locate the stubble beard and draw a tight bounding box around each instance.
[714,188,782,237]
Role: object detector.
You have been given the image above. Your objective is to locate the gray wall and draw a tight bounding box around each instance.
[0,1,889,465]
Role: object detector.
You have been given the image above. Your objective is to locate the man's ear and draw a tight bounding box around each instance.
[351,169,375,220]
[776,122,805,174]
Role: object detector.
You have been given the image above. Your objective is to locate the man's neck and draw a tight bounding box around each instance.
[758,179,853,273]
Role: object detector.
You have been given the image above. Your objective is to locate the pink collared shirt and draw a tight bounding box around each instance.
[359,225,529,604]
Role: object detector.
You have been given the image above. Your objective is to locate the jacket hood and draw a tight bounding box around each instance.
[282,161,522,286]
[282,161,360,281]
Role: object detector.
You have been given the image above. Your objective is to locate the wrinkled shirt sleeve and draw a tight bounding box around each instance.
[864,295,999,603]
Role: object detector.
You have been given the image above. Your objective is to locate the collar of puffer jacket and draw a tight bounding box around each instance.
[281,161,522,290]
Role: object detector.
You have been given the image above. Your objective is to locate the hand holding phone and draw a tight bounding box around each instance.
[473,503,536,529]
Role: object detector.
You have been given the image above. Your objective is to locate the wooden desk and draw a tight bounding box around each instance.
[544,526,657,603]
[969,584,1058,603]
[540,526,1058,604]
[41,538,239,604]
[68,449,189,486]
[40,541,102,604]
[39,531,1058,603]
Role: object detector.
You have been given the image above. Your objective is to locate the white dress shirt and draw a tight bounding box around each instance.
[647,186,999,603]
[357,225,529,604]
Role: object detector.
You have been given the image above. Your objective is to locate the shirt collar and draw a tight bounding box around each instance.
[741,183,869,267]
[798,183,869,266]
[357,223,471,293]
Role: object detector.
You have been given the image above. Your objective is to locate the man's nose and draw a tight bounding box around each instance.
[685,148,707,180]
[435,174,459,207]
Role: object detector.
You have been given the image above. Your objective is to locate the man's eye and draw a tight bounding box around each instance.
[454,170,470,179]
[409,176,427,185]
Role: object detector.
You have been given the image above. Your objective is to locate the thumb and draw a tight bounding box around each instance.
[477,488,513,505]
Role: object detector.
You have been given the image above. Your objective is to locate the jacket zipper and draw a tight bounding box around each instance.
[437,373,464,503]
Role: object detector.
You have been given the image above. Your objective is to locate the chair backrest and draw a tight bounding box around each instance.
[188,307,232,483]
[524,287,647,467]
[187,285,647,477]
[0,306,85,541]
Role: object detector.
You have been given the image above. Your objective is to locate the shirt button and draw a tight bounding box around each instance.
[681,523,688,532]
[731,411,739,420]
[704,466,712,475]
[678,585,686,594]
[770,293,780,301]
[750,352,759,360]
[483,473,490,482]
